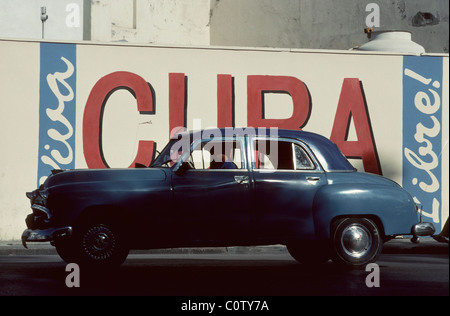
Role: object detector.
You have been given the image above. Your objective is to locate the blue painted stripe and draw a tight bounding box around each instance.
[403,56,443,232]
[38,43,77,186]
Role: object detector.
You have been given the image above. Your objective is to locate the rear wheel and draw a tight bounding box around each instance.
[331,217,382,268]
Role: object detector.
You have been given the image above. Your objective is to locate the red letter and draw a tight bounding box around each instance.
[83,71,155,168]
[330,79,382,174]
[247,75,311,129]
[169,73,187,138]
[217,74,234,127]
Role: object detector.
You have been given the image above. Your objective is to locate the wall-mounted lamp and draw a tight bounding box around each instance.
[41,6,48,39]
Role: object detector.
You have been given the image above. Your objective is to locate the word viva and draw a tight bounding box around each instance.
[83,72,382,174]
[41,57,75,181]
[38,43,76,186]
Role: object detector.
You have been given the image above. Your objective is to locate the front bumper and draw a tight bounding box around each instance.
[411,222,435,237]
[21,226,72,248]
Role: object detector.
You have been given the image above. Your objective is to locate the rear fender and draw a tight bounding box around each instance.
[313,184,418,239]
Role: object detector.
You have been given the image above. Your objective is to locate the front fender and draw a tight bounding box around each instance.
[44,168,171,227]
[312,183,418,239]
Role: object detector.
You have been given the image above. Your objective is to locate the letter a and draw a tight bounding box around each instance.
[365,3,380,28]
[365,263,380,288]
[330,78,382,174]
[65,263,80,288]
[66,3,80,28]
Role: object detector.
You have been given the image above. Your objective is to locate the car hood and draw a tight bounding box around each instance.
[44,168,167,189]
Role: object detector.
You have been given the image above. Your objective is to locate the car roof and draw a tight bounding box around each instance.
[172,128,355,172]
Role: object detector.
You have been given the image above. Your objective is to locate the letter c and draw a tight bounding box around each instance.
[83,71,155,168]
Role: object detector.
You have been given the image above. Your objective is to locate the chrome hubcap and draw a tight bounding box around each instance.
[341,224,372,258]
[82,226,115,260]
[93,233,110,250]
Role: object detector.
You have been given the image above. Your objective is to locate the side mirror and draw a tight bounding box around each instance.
[174,162,191,176]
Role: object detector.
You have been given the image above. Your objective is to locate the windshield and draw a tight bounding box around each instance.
[150,138,190,168]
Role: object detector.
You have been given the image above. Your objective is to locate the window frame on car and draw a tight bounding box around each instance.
[181,136,248,172]
[249,136,322,173]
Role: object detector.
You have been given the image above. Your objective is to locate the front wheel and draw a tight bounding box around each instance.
[331,217,382,268]
[56,222,129,269]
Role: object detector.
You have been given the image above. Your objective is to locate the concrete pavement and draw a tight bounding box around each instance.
[0,236,447,256]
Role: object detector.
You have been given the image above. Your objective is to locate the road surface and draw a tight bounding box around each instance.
[0,252,448,297]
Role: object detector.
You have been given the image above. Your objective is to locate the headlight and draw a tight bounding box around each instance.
[39,190,48,200]
[31,190,48,207]
[26,191,35,200]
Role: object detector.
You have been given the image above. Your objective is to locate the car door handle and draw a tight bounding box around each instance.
[306,176,320,184]
[234,175,249,184]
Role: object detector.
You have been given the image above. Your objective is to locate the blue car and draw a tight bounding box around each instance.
[22,128,434,268]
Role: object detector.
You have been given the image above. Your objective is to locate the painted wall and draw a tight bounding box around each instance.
[0,38,448,240]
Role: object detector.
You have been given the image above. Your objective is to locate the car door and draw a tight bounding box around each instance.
[171,136,252,242]
[250,137,327,240]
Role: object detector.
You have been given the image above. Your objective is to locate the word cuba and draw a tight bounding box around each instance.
[83,72,382,174]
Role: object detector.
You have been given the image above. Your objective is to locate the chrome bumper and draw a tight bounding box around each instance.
[411,222,435,237]
[22,226,72,248]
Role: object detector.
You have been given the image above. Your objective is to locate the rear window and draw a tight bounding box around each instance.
[252,139,315,171]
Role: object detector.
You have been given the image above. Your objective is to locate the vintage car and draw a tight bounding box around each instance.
[22,128,434,268]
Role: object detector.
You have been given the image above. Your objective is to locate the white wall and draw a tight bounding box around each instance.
[0,38,448,240]
[91,0,210,45]
[0,0,84,40]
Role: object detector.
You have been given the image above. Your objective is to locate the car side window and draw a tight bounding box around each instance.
[294,143,314,170]
[253,139,314,171]
[189,139,244,170]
